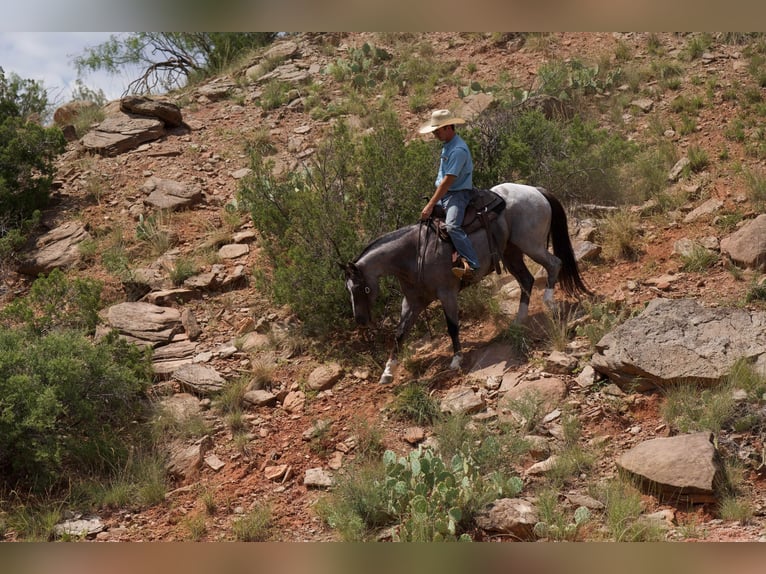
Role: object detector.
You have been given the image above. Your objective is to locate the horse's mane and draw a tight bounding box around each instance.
[353,224,418,263]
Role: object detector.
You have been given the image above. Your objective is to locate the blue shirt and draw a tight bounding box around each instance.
[436,134,473,191]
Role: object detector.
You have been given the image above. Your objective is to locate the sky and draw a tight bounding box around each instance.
[0,32,136,105]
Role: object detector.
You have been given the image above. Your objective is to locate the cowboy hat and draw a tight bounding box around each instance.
[418,109,466,134]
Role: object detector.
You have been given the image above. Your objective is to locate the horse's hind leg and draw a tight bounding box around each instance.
[503,244,535,323]
[522,244,562,308]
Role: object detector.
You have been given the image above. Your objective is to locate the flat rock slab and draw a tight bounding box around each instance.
[18,221,91,276]
[592,298,766,390]
[82,113,165,156]
[172,363,226,396]
[440,387,486,415]
[100,301,182,346]
[307,363,343,391]
[142,177,203,211]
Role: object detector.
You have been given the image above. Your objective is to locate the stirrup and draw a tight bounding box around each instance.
[452,258,474,280]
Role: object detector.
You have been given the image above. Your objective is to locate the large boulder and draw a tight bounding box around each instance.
[82,113,165,156]
[592,298,766,390]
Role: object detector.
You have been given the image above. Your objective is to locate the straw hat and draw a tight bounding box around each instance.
[418,109,466,134]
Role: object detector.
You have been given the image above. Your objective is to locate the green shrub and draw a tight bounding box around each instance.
[239,110,432,335]
[0,70,66,262]
[0,268,103,335]
[465,107,637,205]
[0,329,153,491]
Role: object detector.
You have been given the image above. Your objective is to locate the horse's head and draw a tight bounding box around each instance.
[342,262,376,327]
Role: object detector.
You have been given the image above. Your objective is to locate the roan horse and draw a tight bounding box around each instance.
[343,183,590,384]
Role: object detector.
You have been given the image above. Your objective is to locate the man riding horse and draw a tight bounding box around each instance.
[418,109,480,281]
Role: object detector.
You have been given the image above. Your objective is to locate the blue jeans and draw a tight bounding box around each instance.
[438,189,479,270]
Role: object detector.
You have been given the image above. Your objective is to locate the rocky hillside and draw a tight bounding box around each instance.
[9,32,766,542]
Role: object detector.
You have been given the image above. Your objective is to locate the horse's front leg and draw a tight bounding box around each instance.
[440,292,463,370]
[379,296,424,384]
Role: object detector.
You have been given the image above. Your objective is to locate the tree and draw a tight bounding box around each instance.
[74,32,277,95]
[0,68,65,249]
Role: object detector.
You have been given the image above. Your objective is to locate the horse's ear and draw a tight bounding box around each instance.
[339,262,356,277]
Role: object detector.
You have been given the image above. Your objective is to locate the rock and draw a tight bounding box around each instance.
[204,453,225,471]
[173,363,226,396]
[167,436,213,481]
[403,427,426,445]
[721,214,766,271]
[282,390,306,413]
[466,343,522,382]
[264,464,290,481]
[99,301,182,346]
[53,99,99,127]
[142,177,203,211]
[475,498,539,540]
[307,362,343,391]
[499,376,567,414]
[544,351,578,374]
[525,455,560,476]
[180,308,202,341]
[683,198,723,224]
[18,221,92,276]
[158,393,202,421]
[303,467,334,488]
[53,516,105,539]
[120,96,184,127]
[440,386,486,415]
[218,243,249,259]
[82,113,165,156]
[668,157,690,182]
[151,340,198,375]
[630,98,654,112]
[243,389,277,407]
[617,432,724,503]
[592,298,766,390]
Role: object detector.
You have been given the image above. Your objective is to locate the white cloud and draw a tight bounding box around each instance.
[0,32,133,104]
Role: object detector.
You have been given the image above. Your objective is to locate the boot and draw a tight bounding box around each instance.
[452,257,473,280]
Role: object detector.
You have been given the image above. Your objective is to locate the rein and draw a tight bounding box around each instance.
[417,219,433,282]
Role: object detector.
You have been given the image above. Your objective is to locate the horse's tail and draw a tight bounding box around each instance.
[538,187,592,298]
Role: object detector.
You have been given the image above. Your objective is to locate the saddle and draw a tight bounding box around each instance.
[430,188,506,274]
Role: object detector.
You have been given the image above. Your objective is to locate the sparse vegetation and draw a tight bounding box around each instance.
[7,32,766,543]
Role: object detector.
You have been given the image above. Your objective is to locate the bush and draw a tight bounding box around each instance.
[0,329,153,491]
[239,110,433,335]
[0,68,66,255]
[0,268,103,335]
[464,107,637,205]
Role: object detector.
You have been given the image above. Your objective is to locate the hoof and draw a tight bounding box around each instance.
[543,288,555,306]
[449,354,463,370]
[380,358,398,384]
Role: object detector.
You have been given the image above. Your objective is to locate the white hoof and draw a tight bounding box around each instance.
[449,354,463,370]
[543,288,555,307]
[379,358,398,384]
